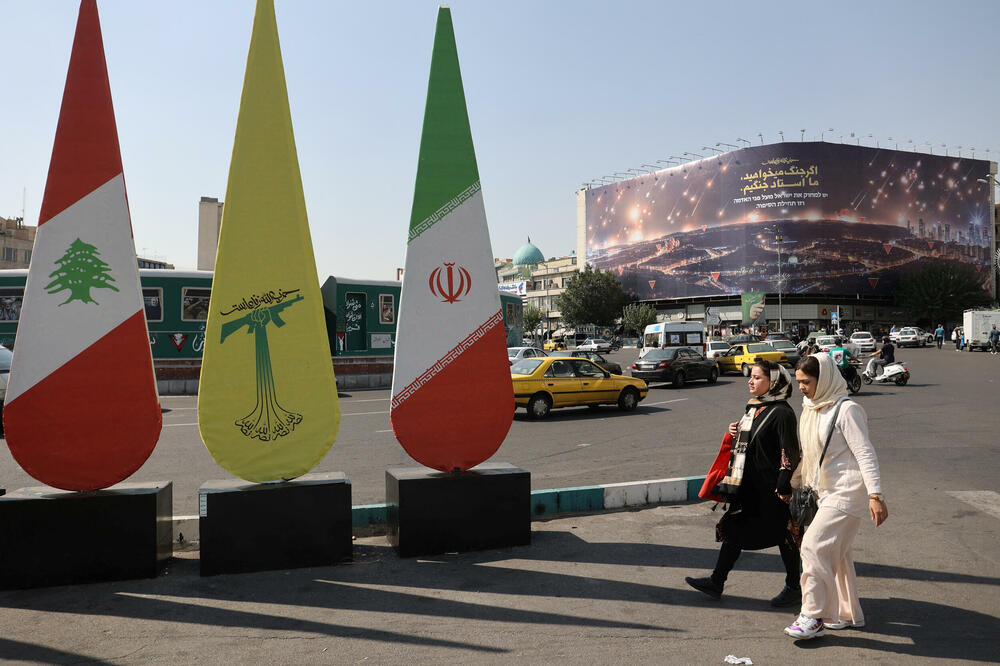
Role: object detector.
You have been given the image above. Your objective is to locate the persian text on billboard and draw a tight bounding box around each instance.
[584,143,994,300]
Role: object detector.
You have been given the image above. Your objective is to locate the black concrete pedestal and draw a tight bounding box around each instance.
[386,462,530,558]
[198,472,352,576]
[0,481,172,589]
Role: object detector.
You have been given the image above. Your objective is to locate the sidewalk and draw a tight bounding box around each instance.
[1,500,995,664]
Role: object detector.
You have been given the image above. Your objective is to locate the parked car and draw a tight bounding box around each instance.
[849,331,876,353]
[764,339,801,366]
[543,339,566,351]
[510,356,647,419]
[577,337,613,353]
[764,332,791,341]
[507,347,548,365]
[725,333,761,345]
[716,342,789,375]
[896,327,925,348]
[554,350,622,375]
[630,347,719,387]
[705,340,732,360]
[916,328,935,344]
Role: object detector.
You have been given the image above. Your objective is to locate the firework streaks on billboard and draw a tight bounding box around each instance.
[584,142,994,300]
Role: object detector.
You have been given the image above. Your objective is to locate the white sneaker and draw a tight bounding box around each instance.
[825,619,865,630]
[784,614,826,639]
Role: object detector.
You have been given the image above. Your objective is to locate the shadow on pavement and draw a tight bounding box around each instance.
[0,639,115,665]
[791,597,999,660]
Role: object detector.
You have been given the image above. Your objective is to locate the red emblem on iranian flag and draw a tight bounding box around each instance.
[389,7,512,472]
[3,0,161,491]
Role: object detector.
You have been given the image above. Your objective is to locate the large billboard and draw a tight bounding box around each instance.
[583,142,995,300]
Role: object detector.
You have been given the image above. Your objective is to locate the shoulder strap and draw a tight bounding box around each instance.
[811,397,849,486]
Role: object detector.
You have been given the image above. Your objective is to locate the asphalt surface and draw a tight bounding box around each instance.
[0,345,998,663]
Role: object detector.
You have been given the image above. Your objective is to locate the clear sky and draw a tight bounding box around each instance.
[2,0,998,281]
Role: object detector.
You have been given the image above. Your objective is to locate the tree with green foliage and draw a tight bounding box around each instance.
[896,260,992,326]
[523,304,542,337]
[621,302,658,337]
[556,265,627,328]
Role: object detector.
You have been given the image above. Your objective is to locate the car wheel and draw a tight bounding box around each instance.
[673,371,685,388]
[527,393,551,419]
[862,374,872,385]
[741,363,751,377]
[617,387,639,411]
[894,375,908,386]
[707,367,719,384]
[849,375,861,394]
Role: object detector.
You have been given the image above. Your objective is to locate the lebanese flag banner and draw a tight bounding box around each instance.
[197,0,339,483]
[390,7,512,472]
[3,0,161,491]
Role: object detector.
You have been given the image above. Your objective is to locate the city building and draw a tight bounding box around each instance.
[0,217,36,269]
[578,141,998,334]
[498,238,579,339]
[198,196,224,270]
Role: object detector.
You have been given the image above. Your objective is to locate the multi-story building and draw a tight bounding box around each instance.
[0,217,36,269]
[498,238,580,339]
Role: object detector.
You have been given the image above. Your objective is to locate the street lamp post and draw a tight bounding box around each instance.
[776,231,784,331]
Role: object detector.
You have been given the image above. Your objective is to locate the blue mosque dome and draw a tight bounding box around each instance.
[513,237,544,266]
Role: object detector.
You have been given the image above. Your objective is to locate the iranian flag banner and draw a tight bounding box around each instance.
[3,0,161,491]
[390,7,513,473]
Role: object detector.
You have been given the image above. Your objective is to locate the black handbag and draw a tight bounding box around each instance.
[789,398,848,529]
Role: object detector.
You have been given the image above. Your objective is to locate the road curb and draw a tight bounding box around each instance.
[170,474,708,542]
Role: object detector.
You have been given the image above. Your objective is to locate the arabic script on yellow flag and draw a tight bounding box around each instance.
[198,0,340,482]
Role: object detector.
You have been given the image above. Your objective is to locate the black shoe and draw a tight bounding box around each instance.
[770,585,801,607]
[685,576,723,600]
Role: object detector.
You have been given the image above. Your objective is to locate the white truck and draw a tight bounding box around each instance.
[962,309,1000,351]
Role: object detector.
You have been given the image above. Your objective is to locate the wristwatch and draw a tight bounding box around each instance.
[869,493,885,502]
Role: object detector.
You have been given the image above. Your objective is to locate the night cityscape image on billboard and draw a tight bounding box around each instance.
[584,142,994,300]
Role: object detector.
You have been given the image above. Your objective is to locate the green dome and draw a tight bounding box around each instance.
[513,237,544,266]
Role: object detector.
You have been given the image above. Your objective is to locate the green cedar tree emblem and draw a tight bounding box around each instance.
[45,238,119,306]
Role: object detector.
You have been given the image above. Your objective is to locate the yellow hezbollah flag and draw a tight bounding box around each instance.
[198,0,339,482]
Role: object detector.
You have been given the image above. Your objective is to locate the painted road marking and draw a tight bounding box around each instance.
[643,398,689,407]
[946,491,1000,520]
[375,429,393,433]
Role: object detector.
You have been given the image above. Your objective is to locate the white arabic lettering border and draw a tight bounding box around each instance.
[408,181,481,243]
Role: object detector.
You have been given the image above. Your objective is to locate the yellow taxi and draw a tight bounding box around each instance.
[715,342,789,376]
[543,339,566,351]
[510,355,648,419]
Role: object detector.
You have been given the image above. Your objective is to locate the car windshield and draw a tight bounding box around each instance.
[900,328,917,334]
[852,333,872,339]
[748,343,772,353]
[507,348,524,357]
[510,359,542,375]
[816,337,837,345]
[0,346,11,372]
[769,341,794,350]
[642,348,679,360]
[708,342,730,350]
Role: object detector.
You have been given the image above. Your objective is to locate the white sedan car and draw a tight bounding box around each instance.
[849,331,876,353]
[507,347,548,365]
[577,338,612,353]
[896,327,925,347]
[705,340,731,360]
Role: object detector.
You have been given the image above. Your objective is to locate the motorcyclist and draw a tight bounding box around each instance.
[868,336,895,377]
[829,342,858,370]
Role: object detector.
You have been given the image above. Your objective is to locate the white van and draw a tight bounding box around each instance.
[641,321,706,357]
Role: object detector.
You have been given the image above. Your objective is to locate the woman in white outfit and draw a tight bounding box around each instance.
[784,353,888,639]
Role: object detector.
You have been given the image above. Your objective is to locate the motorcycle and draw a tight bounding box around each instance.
[862,358,910,386]
[839,363,862,394]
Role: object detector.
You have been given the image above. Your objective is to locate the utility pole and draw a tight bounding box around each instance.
[776,231,784,331]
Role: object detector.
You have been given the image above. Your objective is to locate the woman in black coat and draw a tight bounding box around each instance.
[686,358,802,606]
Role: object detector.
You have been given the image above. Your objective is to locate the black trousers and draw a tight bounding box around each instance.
[711,538,800,589]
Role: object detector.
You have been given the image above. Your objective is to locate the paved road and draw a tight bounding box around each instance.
[1,345,998,518]
[0,345,998,662]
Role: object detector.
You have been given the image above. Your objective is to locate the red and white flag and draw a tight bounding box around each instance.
[3,0,161,491]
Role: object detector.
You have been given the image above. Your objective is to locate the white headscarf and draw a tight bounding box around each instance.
[798,352,848,485]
